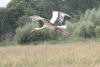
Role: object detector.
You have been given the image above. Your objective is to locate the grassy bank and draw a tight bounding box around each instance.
[0,42,100,67]
[0,38,100,46]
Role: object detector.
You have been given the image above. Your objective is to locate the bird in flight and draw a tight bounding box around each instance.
[21,11,71,36]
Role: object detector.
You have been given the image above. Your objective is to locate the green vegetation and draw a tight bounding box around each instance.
[0,0,100,45]
[95,26,100,37]
[0,37,100,46]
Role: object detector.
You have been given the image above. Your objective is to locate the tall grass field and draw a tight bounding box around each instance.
[0,42,100,67]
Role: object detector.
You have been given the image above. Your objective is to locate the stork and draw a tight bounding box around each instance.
[22,11,71,36]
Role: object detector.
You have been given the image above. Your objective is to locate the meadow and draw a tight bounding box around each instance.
[0,42,100,67]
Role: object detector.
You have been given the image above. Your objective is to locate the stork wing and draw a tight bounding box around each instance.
[50,11,71,26]
[21,15,45,25]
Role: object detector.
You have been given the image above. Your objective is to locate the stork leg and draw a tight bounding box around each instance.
[55,28,68,36]
[56,28,70,34]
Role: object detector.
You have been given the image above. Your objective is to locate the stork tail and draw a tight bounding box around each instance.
[57,25,66,29]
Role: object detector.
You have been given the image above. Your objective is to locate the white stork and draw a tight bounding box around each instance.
[22,11,71,36]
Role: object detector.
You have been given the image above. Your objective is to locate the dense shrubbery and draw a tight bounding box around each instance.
[79,8,100,37]
[65,8,100,39]
[14,22,66,44]
[14,22,39,44]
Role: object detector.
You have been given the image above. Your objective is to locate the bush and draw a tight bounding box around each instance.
[14,22,66,44]
[65,21,79,38]
[95,26,100,37]
[86,21,95,37]
[14,22,40,44]
[75,8,100,38]
[78,22,88,38]
[65,21,77,34]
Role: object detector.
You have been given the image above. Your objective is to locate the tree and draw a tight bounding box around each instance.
[0,7,8,34]
[6,0,25,29]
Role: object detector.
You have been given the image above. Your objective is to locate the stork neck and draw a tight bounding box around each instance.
[35,28,43,31]
[34,25,45,31]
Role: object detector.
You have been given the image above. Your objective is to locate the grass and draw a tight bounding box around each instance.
[0,42,100,67]
[0,38,100,46]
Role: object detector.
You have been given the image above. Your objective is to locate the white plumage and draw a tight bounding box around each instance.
[50,11,59,24]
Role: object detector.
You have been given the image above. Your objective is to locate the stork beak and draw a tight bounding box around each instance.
[29,30,35,34]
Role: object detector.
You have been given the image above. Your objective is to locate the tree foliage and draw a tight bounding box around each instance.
[0,7,8,34]
[0,0,100,44]
[67,8,100,38]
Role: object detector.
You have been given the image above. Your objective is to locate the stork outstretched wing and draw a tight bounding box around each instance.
[50,11,71,26]
[21,11,71,26]
[21,15,45,25]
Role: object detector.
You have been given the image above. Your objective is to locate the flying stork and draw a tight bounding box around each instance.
[22,11,71,36]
